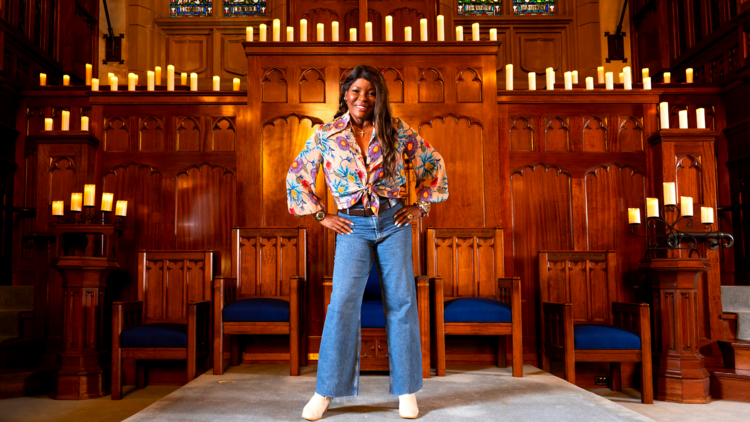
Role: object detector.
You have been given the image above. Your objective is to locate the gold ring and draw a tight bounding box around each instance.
[407,214,413,219]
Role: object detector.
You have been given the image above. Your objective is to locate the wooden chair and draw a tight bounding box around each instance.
[539,250,653,404]
[427,227,523,377]
[214,227,305,376]
[112,250,214,400]
[322,220,431,378]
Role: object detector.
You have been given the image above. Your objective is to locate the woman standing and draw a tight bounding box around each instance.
[286,65,448,420]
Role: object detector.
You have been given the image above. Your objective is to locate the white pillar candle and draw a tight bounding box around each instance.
[147,70,155,91]
[472,23,480,41]
[385,16,393,41]
[681,197,694,216]
[586,77,594,90]
[259,24,267,42]
[61,110,70,131]
[287,26,294,42]
[696,108,706,129]
[659,102,670,129]
[213,76,220,91]
[643,77,652,90]
[437,15,445,41]
[528,72,536,90]
[44,118,53,131]
[115,200,128,217]
[663,182,677,205]
[181,73,187,85]
[190,73,198,91]
[490,28,497,41]
[135,74,139,85]
[91,78,99,91]
[246,26,254,42]
[155,66,162,85]
[108,72,114,85]
[572,70,578,84]
[350,28,357,41]
[642,68,649,80]
[686,68,694,83]
[272,19,280,42]
[52,201,64,216]
[564,71,572,90]
[506,64,513,90]
[111,76,118,91]
[318,23,325,42]
[70,193,82,212]
[546,67,555,90]
[233,78,240,91]
[167,65,175,91]
[128,73,136,91]
[404,27,412,42]
[646,198,659,218]
[81,116,89,131]
[101,193,114,212]
[664,72,671,83]
[701,207,714,224]
[628,208,641,224]
[605,72,614,90]
[624,66,632,90]
[679,110,688,128]
[456,26,463,41]
[420,19,428,41]
[63,75,70,86]
[331,21,339,42]
[618,72,624,84]
[40,73,47,86]
[85,64,92,85]
[597,66,604,84]
[365,22,372,41]
[300,20,308,42]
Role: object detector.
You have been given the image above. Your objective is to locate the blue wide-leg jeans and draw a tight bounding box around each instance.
[315,202,423,397]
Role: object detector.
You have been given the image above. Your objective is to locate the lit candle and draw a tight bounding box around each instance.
[300,20,307,42]
[287,26,294,41]
[213,75,220,91]
[40,73,47,86]
[404,27,412,42]
[350,28,357,42]
[81,116,89,131]
[91,78,99,91]
[628,208,641,225]
[597,66,604,84]
[259,24,267,42]
[246,26,254,42]
[643,77,652,90]
[44,118,53,131]
[233,78,240,91]
[83,185,96,207]
[660,102,670,129]
[331,21,339,42]
[52,201,64,216]
[696,108,706,129]
[586,77,594,90]
[155,66,162,85]
[681,197,693,216]
[420,19,428,41]
[472,23,479,41]
[456,26,463,41]
[111,76,118,91]
[365,22,372,42]
[490,28,497,41]
[679,110,688,129]
[272,19,280,42]
[167,65,175,91]
[134,74,139,85]
[101,193,114,212]
[385,16,393,41]
[664,72,671,83]
[190,73,198,91]
[564,71,572,90]
[646,198,659,218]
[686,68,693,83]
[572,70,578,84]
[147,70,155,91]
[701,207,714,224]
[623,66,632,90]
[605,72,614,90]
[61,110,70,131]
[108,72,114,85]
[528,72,536,90]
[546,67,554,90]
[181,72,187,85]
[115,200,128,217]
[663,182,677,205]
[85,64,92,86]
[70,193,82,212]
[642,68,649,80]
[506,64,513,90]
[317,23,325,41]
[437,15,445,41]
[63,75,70,86]
[128,73,136,91]
[618,72,624,84]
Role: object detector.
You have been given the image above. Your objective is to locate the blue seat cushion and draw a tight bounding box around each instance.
[574,324,641,350]
[222,298,290,322]
[120,323,187,348]
[361,300,386,328]
[444,297,512,323]
[363,263,382,301]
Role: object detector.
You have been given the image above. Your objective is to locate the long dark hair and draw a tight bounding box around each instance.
[334,65,398,179]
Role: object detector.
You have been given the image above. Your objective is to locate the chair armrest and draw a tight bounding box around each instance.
[541,302,573,352]
[720,312,738,320]
[611,302,649,333]
[112,301,143,352]
[323,276,333,318]
[290,276,304,329]
[188,301,211,349]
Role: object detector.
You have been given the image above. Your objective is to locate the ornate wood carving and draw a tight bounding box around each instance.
[262,68,288,103]
[169,36,209,75]
[221,36,248,77]
[138,117,165,152]
[104,117,129,152]
[456,68,482,103]
[380,67,404,103]
[676,155,704,204]
[299,68,326,103]
[26,107,45,136]
[617,116,644,152]
[582,117,608,152]
[519,34,562,74]
[509,116,534,152]
[418,68,444,103]
[211,117,236,152]
[544,117,570,152]
[176,117,201,152]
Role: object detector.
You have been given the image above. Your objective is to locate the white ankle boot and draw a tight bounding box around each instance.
[301,393,332,421]
[399,393,419,419]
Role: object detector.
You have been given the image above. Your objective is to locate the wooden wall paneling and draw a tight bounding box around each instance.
[582,116,608,152]
[176,117,202,152]
[301,8,340,42]
[456,67,482,103]
[617,116,645,152]
[389,7,425,42]
[104,117,129,153]
[138,117,165,152]
[211,117,236,152]
[168,34,211,78]
[299,68,326,103]
[544,116,571,152]
[219,31,248,78]
[516,31,566,84]
[417,68,444,103]
[509,116,535,152]
[381,67,404,103]
[262,68,289,103]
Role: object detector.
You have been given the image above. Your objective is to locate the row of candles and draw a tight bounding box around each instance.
[504,66,698,91]
[50,185,127,217]
[627,183,714,225]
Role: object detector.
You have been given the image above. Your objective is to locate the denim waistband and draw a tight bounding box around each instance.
[349,196,390,209]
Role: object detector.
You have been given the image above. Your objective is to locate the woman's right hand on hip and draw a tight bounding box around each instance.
[320,215,354,235]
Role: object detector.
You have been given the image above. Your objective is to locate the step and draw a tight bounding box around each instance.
[719,339,750,371]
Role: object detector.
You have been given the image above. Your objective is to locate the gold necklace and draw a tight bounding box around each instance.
[351,123,369,137]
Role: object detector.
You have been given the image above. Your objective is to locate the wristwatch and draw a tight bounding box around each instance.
[314,210,327,222]
[415,200,431,217]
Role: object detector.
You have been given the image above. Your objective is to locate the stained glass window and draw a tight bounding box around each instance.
[224,0,267,18]
[170,0,214,18]
[458,1,502,17]
[513,0,556,16]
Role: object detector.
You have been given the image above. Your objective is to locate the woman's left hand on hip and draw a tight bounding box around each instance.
[394,205,423,227]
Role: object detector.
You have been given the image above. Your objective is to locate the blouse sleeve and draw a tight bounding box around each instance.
[399,120,449,203]
[286,128,325,216]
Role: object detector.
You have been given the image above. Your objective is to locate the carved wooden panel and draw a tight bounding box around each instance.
[582,117,608,152]
[430,233,500,299]
[456,68,482,103]
[299,68,325,103]
[676,155,704,204]
[418,68,444,103]
[49,157,76,204]
[104,117,129,152]
[168,35,209,76]
[26,107,45,136]
[389,7,425,42]
[262,68,288,103]
[139,117,165,152]
[509,116,534,152]
[544,117,570,152]
[617,116,644,152]
[518,33,563,75]
[176,117,201,152]
[343,9,383,41]
[301,8,340,42]
[211,117,236,152]
[235,230,302,298]
[141,253,211,324]
[381,68,404,103]
[221,35,248,77]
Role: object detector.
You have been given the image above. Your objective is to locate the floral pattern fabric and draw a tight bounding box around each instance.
[286,112,449,217]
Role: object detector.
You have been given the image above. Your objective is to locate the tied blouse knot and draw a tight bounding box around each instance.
[286,112,448,217]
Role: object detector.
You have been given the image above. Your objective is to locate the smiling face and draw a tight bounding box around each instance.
[345,78,376,123]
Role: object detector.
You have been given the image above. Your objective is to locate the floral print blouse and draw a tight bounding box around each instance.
[286,112,449,217]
